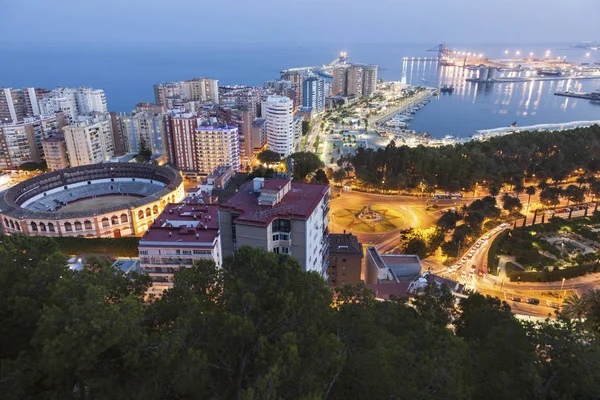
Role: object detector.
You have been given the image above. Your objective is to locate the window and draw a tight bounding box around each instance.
[140,250,148,255]
[48,223,55,232]
[84,220,92,230]
[101,218,109,228]
[30,222,38,231]
[74,221,82,231]
[120,214,128,223]
[64,222,72,232]
[342,259,347,263]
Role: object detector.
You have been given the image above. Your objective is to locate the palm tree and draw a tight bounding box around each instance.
[514,182,525,198]
[562,294,586,321]
[525,185,537,213]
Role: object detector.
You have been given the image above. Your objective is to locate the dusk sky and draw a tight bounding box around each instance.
[2,0,599,44]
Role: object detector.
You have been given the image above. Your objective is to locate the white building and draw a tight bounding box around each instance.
[219,177,331,276]
[195,124,240,175]
[154,78,219,110]
[262,95,294,158]
[40,87,107,123]
[63,114,115,166]
[292,115,303,150]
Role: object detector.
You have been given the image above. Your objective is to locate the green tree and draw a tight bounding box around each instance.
[312,168,329,185]
[288,152,324,181]
[257,149,281,164]
[135,136,153,162]
[540,187,561,208]
[301,120,311,135]
[502,194,523,214]
[332,168,346,183]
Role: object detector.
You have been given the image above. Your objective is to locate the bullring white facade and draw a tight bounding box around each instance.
[0,163,184,238]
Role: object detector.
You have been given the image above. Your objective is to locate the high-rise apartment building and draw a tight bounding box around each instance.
[302,77,325,114]
[0,87,47,123]
[154,78,219,109]
[119,111,166,155]
[63,114,115,167]
[332,65,377,97]
[361,65,378,96]
[165,112,240,174]
[292,115,303,149]
[0,115,64,170]
[209,106,253,166]
[262,95,294,158]
[195,124,240,176]
[42,133,69,171]
[219,177,330,275]
[346,65,363,97]
[39,87,108,122]
[164,111,200,170]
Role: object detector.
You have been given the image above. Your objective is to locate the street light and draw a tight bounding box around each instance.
[560,277,566,299]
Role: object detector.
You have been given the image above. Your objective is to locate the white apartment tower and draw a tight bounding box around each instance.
[262,95,294,158]
[63,114,115,166]
[40,87,108,122]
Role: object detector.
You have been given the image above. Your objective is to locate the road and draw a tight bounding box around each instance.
[428,207,600,318]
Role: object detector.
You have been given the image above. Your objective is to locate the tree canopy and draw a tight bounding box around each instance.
[350,125,600,191]
[288,151,324,181]
[3,237,600,399]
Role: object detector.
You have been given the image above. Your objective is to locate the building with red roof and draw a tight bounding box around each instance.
[219,177,330,275]
[138,192,221,298]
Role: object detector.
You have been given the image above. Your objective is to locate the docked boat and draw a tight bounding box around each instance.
[440,85,455,93]
[537,68,562,76]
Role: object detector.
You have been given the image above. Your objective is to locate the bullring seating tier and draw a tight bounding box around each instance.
[22,181,164,212]
[0,163,183,220]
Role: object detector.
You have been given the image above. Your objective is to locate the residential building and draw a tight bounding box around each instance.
[42,132,69,171]
[327,232,364,287]
[251,118,266,154]
[219,177,330,276]
[0,115,64,170]
[198,165,234,193]
[362,65,379,96]
[406,271,465,296]
[219,86,264,118]
[280,71,305,108]
[209,106,253,166]
[154,78,219,109]
[0,87,47,123]
[118,110,167,155]
[39,87,108,123]
[332,65,376,97]
[164,111,201,171]
[195,124,240,175]
[262,95,294,158]
[138,194,222,297]
[346,65,363,97]
[302,77,325,114]
[63,114,115,167]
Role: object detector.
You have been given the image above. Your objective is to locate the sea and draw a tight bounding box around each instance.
[1,41,598,138]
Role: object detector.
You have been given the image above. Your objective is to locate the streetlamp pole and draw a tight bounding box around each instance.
[560,277,566,300]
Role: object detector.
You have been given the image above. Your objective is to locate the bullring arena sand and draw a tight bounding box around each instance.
[58,195,142,212]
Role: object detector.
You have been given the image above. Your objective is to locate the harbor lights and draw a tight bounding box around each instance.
[586,52,591,57]
[529,52,534,57]
[504,50,509,54]
[545,50,551,57]
[516,50,521,56]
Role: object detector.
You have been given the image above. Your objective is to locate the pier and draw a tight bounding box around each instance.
[554,91,600,101]
[466,75,600,84]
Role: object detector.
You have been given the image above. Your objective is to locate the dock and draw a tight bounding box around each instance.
[466,75,600,84]
[554,91,600,101]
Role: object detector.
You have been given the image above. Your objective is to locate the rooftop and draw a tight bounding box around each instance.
[220,178,328,226]
[139,193,220,247]
[329,232,363,256]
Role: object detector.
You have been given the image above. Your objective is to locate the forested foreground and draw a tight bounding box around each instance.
[3,236,600,399]
[350,125,600,191]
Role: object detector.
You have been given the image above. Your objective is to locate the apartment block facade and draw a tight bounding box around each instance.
[63,114,115,166]
[219,178,330,276]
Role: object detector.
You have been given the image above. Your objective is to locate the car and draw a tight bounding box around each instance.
[527,298,540,305]
[512,297,522,302]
